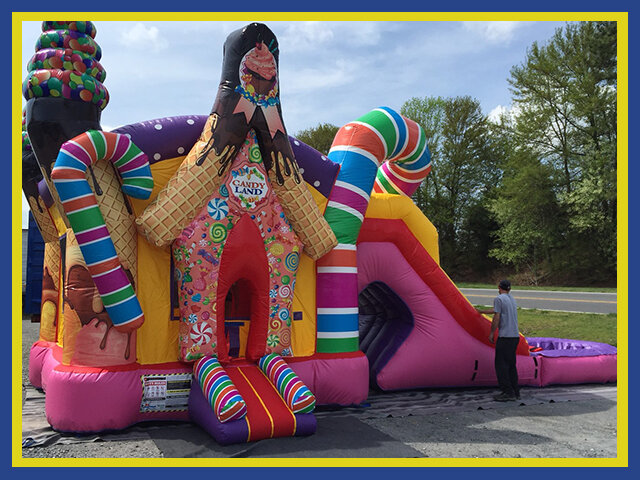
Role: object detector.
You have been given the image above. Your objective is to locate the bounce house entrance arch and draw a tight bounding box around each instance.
[215,213,270,363]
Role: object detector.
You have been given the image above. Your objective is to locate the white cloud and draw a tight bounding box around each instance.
[488,104,521,123]
[119,23,169,52]
[22,193,29,229]
[278,21,388,53]
[462,21,529,44]
[282,58,358,95]
[488,104,508,122]
[279,22,335,52]
[340,22,384,46]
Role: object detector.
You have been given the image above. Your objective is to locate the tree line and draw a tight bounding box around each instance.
[295,22,617,287]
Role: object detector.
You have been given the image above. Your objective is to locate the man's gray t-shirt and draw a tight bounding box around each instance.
[494,293,519,337]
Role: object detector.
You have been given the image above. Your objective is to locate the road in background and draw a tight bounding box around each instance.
[460,288,617,314]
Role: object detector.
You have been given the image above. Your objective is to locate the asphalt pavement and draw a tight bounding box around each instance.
[460,289,617,314]
[21,380,618,460]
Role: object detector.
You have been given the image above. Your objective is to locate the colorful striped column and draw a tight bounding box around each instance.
[194,356,247,423]
[316,107,431,353]
[258,353,316,414]
[51,130,153,332]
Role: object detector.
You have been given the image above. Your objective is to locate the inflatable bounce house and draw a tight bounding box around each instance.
[22,21,617,445]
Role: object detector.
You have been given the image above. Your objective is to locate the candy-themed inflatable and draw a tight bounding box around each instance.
[24,21,617,445]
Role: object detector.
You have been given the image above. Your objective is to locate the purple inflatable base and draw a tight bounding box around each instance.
[526,337,617,357]
[188,382,316,446]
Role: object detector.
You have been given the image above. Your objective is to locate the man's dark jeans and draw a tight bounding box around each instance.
[495,337,520,396]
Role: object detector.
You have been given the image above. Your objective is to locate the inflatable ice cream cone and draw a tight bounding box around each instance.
[23,22,107,229]
[24,21,142,288]
[136,23,336,258]
[39,241,61,343]
[62,229,135,366]
[87,159,140,286]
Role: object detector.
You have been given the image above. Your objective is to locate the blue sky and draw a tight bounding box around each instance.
[21,19,566,227]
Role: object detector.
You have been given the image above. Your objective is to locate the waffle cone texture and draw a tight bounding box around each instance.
[136,115,337,259]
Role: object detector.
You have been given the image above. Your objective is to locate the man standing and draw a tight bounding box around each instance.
[476,280,521,402]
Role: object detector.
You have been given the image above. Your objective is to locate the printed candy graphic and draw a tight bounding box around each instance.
[207,198,229,220]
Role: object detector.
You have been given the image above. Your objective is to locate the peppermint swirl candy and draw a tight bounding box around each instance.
[219,184,229,198]
[207,198,229,220]
[28,48,106,83]
[23,69,109,109]
[279,285,292,298]
[42,21,97,38]
[284,252,299,272]
[36,29,102,60]
[190,321,213,346]
[210,222,228,243]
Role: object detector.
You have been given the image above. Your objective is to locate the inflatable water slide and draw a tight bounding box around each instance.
[23,21,616,446]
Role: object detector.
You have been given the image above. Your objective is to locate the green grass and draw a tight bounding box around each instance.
[457,282,617,293]
[516,309,617,347]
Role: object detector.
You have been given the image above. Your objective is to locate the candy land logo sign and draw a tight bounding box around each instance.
[229,165,269,210]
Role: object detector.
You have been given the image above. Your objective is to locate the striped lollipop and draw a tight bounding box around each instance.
[51,130,153,332]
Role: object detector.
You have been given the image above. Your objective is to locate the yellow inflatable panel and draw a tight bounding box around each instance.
[290,252,317,357]
[364,193,440,265]
[130,157,184,364]
[307,183,328,211]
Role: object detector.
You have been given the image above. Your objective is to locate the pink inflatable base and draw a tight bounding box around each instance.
[288,351,370,406]
[27,338,614,434]
[29,342,191,433]
[537,353,617,386]
[28,343,370,433]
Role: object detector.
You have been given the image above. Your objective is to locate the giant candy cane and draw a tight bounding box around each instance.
[316,107,431,353]
[51,130,153,332]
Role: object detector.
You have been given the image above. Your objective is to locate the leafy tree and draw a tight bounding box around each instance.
[402,97,446,215]
[458,197,501,279]
[293,123,339,156]
[403,95,494,275]
[490,149,561,285]
[499,21,617,283]
[508,22,616,194]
